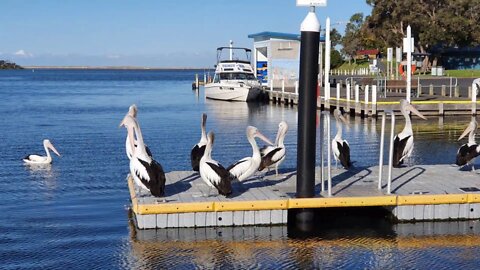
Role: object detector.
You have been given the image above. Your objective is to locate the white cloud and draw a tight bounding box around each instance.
[14,49,33,57]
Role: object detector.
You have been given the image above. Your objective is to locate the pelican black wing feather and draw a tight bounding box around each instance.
[190,145,206,171]
[138,159,166,197]
[392,135,411,168]
[206,162,233,196]
[456,144,480,166]
[337,141,351,169]
[259,147,282,171]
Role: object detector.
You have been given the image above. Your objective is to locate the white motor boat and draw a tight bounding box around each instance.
[205,44,262,102]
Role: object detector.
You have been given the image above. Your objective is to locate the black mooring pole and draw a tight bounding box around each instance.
[297,10,320,198]
[294,8,320,233]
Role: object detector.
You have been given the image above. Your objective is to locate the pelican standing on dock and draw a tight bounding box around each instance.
[124,104,152,160]
[228,126,273,181]
[191,113,208,171]
[120,115,166,197]
[199,131,233,196]
[331,109,351,169]
[23,139,61,164]
[393,99,427,167]
[456,117,480,171]
[258,121,288,176]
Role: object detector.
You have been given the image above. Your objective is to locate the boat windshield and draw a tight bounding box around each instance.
[219,72,256,81]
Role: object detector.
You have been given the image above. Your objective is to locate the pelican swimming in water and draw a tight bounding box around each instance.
[199,131,233,196]
[392,99,427,167]
[23,139,61,164]
[259,121,288,176]
[191,113,208,171]
[123,104,152,160]
[331,109,351,169]
[120,114,166,197]
[228,126,273,181]
[456,117,480,171]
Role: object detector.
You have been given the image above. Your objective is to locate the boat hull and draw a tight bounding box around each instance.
[204,84,261,102]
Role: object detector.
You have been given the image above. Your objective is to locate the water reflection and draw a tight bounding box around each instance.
[124,214,480,269]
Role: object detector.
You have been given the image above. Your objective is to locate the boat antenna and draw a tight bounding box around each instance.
[229,40,233,60]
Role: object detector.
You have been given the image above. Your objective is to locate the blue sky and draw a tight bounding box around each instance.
[0,0,371,67]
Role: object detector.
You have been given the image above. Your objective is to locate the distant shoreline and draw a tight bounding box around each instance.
[23,66,213,70]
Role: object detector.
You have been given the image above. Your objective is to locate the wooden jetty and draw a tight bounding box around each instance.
[129,165,480,229]
[265,86,479,117]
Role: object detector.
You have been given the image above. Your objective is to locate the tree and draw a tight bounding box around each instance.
[362,0,480,70]
[341,13,365,63]
[330,28,342,48]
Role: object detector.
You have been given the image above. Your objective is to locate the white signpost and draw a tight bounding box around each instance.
[387,47,393,78]
[395,47,402,79]
[403,25,414,103]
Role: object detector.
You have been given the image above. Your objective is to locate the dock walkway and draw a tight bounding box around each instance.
[129,165,480,229]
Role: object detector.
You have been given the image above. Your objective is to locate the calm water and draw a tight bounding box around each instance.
[0,69,478,269]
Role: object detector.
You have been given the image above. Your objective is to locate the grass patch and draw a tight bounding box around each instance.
[335,61,370,71]
[444,69,480,78]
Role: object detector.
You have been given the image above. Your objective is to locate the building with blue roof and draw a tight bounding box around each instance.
[248,31,325,87]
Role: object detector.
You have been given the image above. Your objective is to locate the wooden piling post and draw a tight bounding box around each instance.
[438,102,444,116]
[468,86,472,99]
[429,84,434,95]
[441,85,446,96]
[454,86,460,97]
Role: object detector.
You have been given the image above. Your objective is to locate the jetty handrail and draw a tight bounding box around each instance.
[378,110,395,194]
[319,111,332,196]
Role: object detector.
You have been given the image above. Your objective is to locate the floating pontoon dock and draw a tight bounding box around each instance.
[129,165,480,229]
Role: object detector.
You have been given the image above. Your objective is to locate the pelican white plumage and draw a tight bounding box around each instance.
[259,121,288,176]
[124,104,152,160]
[191,113,208,171]
[199,131,233,196]
[392,99,427,167]
[228,126,273,181]
[456,117,480,171]
[23,139,61,164]
[120,114,166,197]
[331,109,351,169]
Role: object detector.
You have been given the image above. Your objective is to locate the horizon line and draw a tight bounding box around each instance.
[23,65,213,70]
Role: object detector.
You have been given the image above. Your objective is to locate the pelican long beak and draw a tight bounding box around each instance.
[256,131,274,146]
[339,114,349,126]
[119,115,128,128]
[407,104,427,120]
[48,143,61,157]
[127,125,136,155]
[458,124,474,141]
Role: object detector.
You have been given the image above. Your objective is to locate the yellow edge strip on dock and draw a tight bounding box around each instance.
[287,196,397,209]
[397,194,468,205]
[128,177,480,215]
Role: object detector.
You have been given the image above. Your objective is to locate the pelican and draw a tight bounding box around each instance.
[23,139,61,164]
[456,117,480,171]
[259,121,289,176]
[120,115,166,197]
[331,109,351,169]
[392,99,427,167]
[124,104,152,160]
[228,126,273,181]
[191,113,208,171]
[199,131,233,196]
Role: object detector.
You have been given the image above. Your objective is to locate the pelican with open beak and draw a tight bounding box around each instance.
[331,109,351,169]
[393,99,427,167]
[456,117,479,171]
[23,139,61,164]
[228,126,274,181]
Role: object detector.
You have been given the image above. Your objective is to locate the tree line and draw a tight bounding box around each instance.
[0,60,23,69]
[331,0,480,70]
